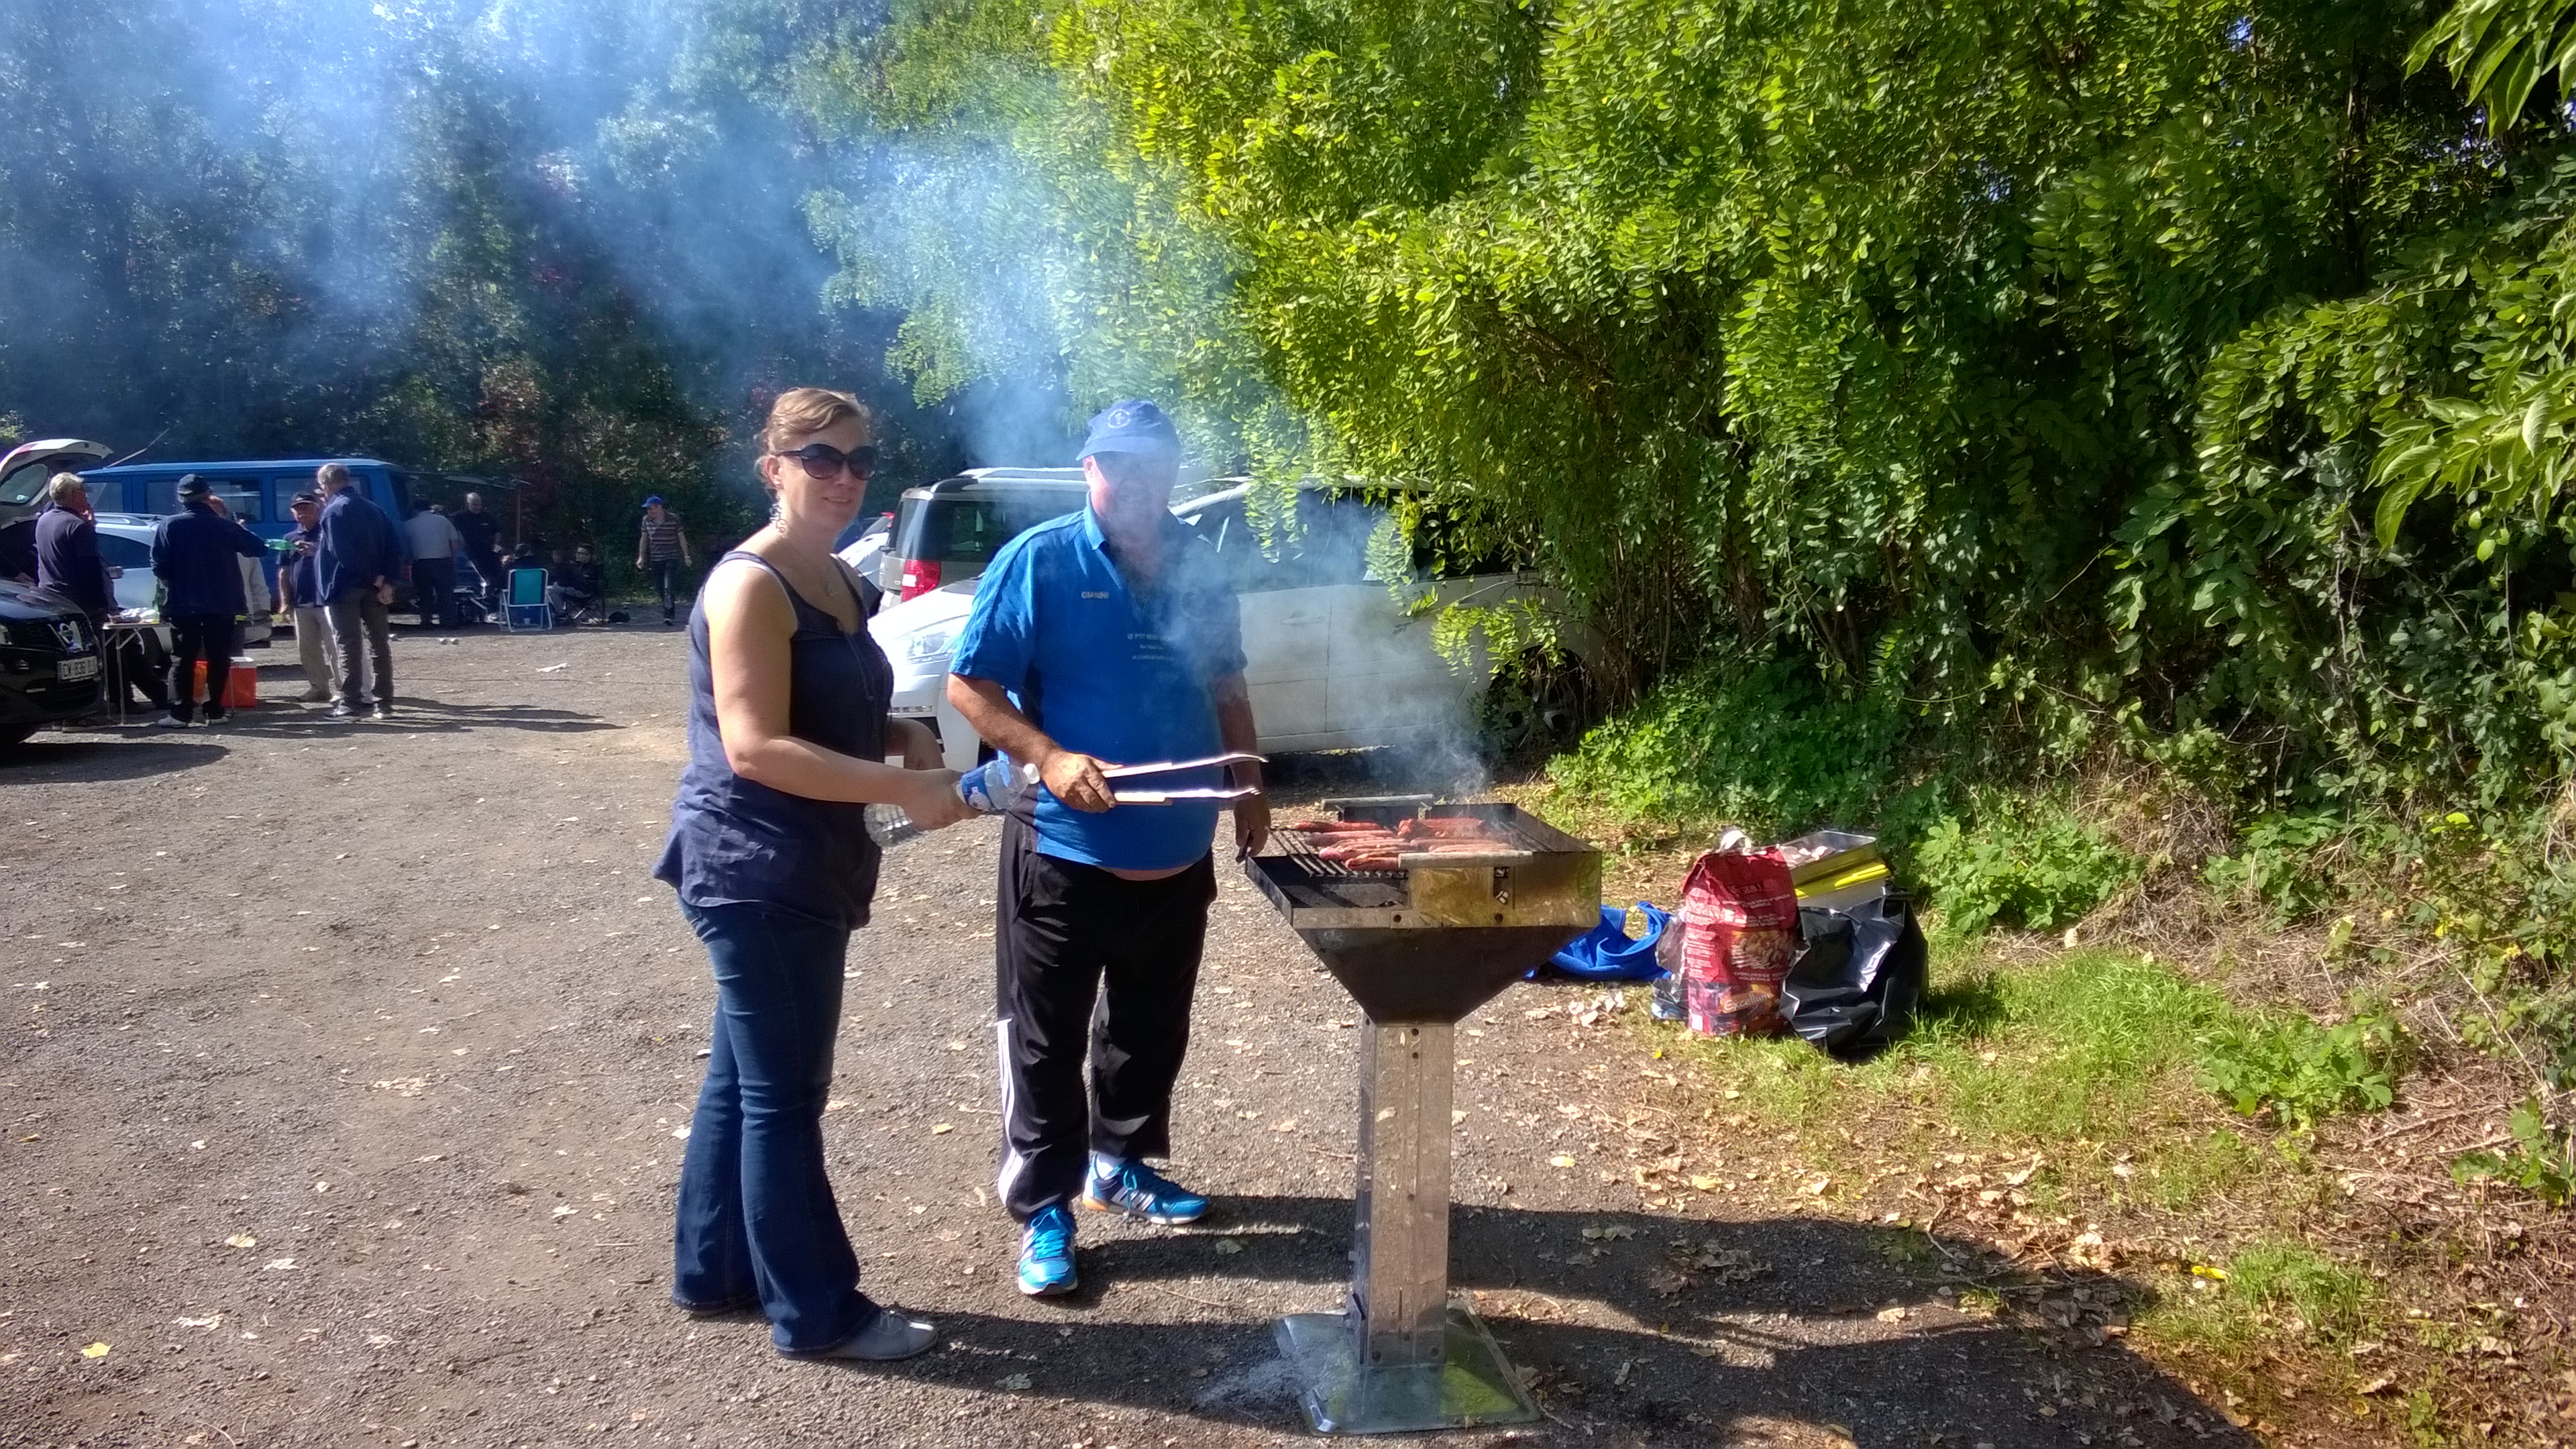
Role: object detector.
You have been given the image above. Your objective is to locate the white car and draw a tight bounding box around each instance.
[867,480,1572,771]
[836,514,893,612]
[92,513,272,645]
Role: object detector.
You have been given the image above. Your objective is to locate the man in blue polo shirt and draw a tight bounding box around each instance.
[947,398,1268,1298]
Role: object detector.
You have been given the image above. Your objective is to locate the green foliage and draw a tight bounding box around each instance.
[2202,811,2350,923]
[2451,1098,2576,1205]
[2410,0,2576,136]
[1913,796,2141,934]
[1550,655,1903,838]
[2198,1012,2405,1130]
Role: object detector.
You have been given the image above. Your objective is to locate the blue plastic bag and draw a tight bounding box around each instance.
[1542,903,1671,981]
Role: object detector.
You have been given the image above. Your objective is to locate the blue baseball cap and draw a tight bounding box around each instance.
[641,495,664,508]
[1078,399,1181,460]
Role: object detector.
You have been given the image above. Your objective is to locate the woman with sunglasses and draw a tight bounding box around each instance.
[654,386,973,1360]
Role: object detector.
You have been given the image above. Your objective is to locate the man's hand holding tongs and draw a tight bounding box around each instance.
[1038,749,1118,812]
[1232,784,1270,859]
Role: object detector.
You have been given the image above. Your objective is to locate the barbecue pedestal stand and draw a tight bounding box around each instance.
[1247,803,1602,1435]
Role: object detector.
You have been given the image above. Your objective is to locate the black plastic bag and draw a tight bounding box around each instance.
[1782,890,1927,1062]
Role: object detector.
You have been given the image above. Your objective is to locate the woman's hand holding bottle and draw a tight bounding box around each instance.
[897,768,975,830]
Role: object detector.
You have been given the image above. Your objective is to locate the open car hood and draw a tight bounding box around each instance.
[0,438,114,508]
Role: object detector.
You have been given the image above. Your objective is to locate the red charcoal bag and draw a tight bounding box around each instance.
[1676,849,1799,1038]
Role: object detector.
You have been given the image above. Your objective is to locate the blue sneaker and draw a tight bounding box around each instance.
[1080,1158,1210,1226]
[1017,1204,1078,1297]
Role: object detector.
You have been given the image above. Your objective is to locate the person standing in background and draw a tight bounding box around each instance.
[274,490,337,703]
[637,495,694,629]
[36,472,171,717]
[453,491,504,612]
[404,502,462,629]
[315,462,402,721]
[150,474,266,729]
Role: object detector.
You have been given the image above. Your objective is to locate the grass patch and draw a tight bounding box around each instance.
[2137,1239,2375,1354]
[1668,948,2389,1212]
[1684,950,2230,1167]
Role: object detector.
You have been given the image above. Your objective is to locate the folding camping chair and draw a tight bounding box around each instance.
[503,567,553,632]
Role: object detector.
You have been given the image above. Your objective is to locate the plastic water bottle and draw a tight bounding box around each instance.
[867,755,1031,847]
[956,754,1031,814]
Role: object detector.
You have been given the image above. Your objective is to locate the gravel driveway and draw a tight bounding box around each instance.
[1,627,2248,1448]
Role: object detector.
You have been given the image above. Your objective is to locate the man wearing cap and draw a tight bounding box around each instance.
[635,496,693,628]
[315,462,403,720]
[273,490,337,702]
[947,399,1269,1298]
[150,474,268,727]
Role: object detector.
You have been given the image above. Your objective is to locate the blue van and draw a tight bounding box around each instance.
[71,458,417,546]
[72,458,424,608]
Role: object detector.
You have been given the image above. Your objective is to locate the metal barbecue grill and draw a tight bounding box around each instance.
[1246,798,1603,1434]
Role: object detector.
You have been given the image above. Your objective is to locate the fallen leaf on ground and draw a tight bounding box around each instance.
[1212,1238,1244,1255]
[551,1205,575,1218]
[264,1257,298,1271]
[998,1373,1032,1391]
[1549,1155,1576,1169]
[930,1124,953,1135]
[223,1234,257,1249]
[172,1315,221,1330]
[78,1342,109,1358]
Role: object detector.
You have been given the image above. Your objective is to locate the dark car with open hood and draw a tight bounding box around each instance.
[0,576,103,749]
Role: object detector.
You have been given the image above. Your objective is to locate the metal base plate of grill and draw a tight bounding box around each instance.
[1275,1307,1539,1435]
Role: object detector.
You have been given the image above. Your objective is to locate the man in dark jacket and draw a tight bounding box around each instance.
[34,474,115,618]
[36,472,170,716]
[315,462,403,720]
[151,474,266,727]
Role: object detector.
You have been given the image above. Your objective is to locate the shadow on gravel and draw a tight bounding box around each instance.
[863,1199,2253,1447]
[0,737,229,778]
[209,701,619,737]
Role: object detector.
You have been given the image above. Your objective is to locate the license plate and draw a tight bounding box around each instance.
[57,655,99,682]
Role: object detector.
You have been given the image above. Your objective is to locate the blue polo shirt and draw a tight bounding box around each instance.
[950,506,1246,871]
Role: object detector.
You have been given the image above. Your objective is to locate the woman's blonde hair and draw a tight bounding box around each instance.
[761,387,869,454]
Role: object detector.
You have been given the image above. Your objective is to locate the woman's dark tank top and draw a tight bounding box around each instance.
[654,549,892,929]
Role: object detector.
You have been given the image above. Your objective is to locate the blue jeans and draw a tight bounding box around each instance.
[673,901,879,1354]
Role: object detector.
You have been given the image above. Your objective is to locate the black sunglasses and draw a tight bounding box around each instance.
[774,442,879,480]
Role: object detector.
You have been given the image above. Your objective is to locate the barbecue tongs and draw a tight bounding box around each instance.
[1102,751,1267,804]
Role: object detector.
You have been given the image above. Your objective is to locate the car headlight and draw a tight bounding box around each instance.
[903,629,954,663]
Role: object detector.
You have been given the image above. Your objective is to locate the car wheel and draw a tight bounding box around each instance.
[1480,651,1591,764]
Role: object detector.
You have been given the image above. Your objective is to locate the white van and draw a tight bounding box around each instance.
[867,479,1578,771]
